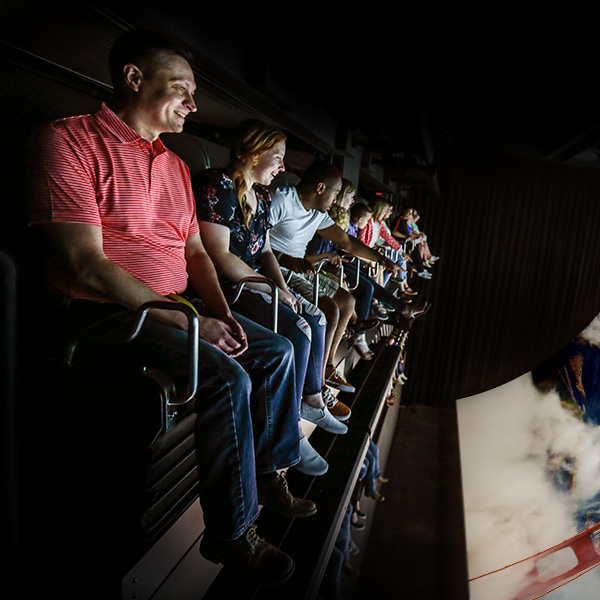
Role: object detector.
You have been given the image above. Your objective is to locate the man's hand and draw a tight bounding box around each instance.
[280,253,315,274]
[198,315,248,357]
[382,257,401,274]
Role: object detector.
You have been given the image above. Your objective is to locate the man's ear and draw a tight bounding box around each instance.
[315,182,326,194]
[122,64,143,92]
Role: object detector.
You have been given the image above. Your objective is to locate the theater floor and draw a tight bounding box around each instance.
[343,403,470,600]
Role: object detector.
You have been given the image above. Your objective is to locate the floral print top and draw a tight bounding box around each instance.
[193,168,272,272]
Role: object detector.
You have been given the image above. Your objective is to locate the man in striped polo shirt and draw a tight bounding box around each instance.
[29,29,313,586]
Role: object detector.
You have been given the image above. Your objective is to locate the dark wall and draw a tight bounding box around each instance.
[403,148,600,407]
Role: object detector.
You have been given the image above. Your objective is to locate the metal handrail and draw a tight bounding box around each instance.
[313,257,344,308]
[64,301,200,408]
[344,256,361,291]
[230,275,279,333]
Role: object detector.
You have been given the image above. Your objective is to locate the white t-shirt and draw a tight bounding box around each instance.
[268,186,334,258]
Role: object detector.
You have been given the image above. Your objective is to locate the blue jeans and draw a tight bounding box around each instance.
[54,299,299,541]
[342,262,373,320]
[318,503,353,599]
[344,262,405,315]
[361,440,382,496]
[224,285,327,399]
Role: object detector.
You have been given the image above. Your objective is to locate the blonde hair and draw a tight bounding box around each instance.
[329,203,350,231]
[370,198,393,222]
[228,119,287,227]
[336,178,356,206]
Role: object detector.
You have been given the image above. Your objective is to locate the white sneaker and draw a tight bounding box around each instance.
[300,401,348,435]
[295,436,329,476]
[417,270,432,279]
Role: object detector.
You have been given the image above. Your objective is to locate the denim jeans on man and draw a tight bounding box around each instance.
[51,298,300,541]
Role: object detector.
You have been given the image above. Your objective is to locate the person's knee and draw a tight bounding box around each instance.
[334,288,355,314]
[318,296,339,321]
[267,332,295,366]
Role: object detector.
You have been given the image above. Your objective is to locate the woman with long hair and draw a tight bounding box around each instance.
[193,119,349,477]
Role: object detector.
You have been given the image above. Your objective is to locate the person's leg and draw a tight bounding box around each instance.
[54,302,262,539]
[327,288,355,368]
[50,301,302,584]
[343,262,373,321]
[227,287,344,439]
[316,294,340,380]
[230,311,299,474]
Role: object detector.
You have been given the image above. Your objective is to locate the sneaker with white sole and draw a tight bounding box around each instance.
[300,401,348,435]
[324,366,356,393]
[352,335,374,360]
[323,387,352,421]
[294,435,329,476]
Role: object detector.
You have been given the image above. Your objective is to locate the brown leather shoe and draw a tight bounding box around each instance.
[257,472,317,518]
[200,524,295,585]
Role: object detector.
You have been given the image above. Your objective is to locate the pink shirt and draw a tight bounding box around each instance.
[30,103,199,300]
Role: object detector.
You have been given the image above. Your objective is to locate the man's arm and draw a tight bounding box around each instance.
[35,221,191,328]
[185,232,248,356]
[37,222,247,356]
[318,224,400,273]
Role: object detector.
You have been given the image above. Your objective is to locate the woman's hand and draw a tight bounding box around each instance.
[278,287,303,313]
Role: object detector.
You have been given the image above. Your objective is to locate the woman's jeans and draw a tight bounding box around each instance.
[52,298,300,541]
[225,285,327,399]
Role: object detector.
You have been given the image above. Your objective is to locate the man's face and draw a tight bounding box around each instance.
[135,51,197,140]
[315,177,342,212]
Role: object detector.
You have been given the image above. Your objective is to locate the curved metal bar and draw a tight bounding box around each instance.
[231,275,279,333]
[345,257,361,291]
[64,300,199,407]
[127,301,199,406]
[312,256,345,307]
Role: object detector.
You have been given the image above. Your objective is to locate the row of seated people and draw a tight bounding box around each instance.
[27,27,437,591]
[305,183,437,360]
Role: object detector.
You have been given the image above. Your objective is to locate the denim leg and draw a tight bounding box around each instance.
[335,503,353,562]
[231,311,300,475]
[319,546,344,599]
[54,302,298,540]
[228,287,326,398]
[364,441,381,496]
[126,320,269,540]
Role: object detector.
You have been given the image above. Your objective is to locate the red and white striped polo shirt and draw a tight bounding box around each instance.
[30,103,199,300]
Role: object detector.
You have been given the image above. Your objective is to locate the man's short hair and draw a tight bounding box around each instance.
[109,29,193,96]
[297,161,342,192]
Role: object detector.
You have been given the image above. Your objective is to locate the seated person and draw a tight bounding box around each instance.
[359,198,408,286]
[268,162,402,393]
[347,203,423,319]
[193,119,348,478]
[409,208,439,266]
[28,29,314,586]
[306,186,378,361]
[392,208,431,279]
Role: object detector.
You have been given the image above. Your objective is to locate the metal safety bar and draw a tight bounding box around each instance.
[313,257,345,308]
[64,301,200,409]
[230,275,279,333]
